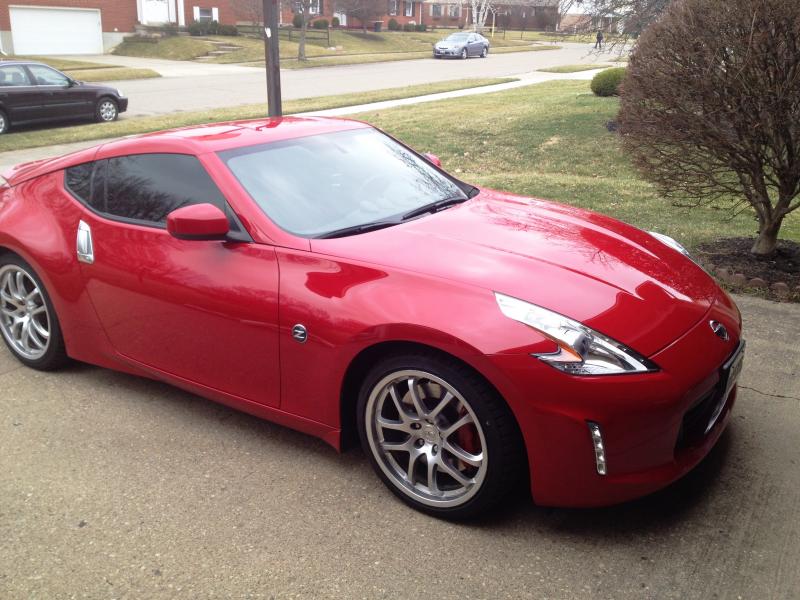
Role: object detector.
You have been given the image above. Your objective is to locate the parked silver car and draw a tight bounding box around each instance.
[433,32,490,59]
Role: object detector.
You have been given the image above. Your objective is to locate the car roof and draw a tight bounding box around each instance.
[2,116,371,186]
[98,115,370,157]
[0,60,46,67]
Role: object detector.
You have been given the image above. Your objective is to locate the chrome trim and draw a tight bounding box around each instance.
[291,323,308,343]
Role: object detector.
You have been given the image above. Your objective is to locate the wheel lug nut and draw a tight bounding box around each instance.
[411,423,421,430]
[432,445,438,455]
[415,439,425,448]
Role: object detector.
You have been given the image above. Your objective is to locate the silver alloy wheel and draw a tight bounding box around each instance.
[0,113,6,133]
[461,48,468,59]
[0,265,51,360]
[365,370,488,508]
[98,100,117,122]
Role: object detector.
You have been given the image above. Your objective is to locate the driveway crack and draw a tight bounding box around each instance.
[739,385,800,402]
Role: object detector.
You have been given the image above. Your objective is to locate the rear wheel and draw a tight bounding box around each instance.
[0,255,68,370]
[357,351,524,519]
[95,97,118,123]
[0,110,8,134]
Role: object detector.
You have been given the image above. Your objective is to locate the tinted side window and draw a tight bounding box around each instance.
[105,154,228,225]
[0,65,32,87]
[27,64,69,86]
[65,163,93,203]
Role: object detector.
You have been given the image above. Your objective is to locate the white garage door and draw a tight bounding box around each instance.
[10,6,103,55]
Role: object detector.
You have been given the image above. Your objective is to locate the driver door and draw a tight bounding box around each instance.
[70,153,282,407]
[25,64,94,119]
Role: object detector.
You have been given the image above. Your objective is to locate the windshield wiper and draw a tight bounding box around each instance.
[316,196,469,239]
[400,197,468,221]
[316,220,400,239]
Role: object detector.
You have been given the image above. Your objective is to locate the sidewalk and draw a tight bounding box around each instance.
[0,69,603,172]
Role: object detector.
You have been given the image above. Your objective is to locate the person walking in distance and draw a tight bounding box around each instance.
[595,29,604,50]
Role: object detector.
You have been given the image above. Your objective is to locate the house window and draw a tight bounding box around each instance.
[448,4,459,17]
[431,4,442,17]
[293,0,322,14]
[388,0,398,16]
[198,7,213,21]
[404,1,413,17]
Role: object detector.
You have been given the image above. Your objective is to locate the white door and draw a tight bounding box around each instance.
[333,11,347,26]
[10,7,103,55]
[142,0,171,24]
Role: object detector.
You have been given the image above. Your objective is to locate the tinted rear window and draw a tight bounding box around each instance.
[65,163,93,203]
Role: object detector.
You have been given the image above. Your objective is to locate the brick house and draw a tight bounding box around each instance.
[0,0,240,54]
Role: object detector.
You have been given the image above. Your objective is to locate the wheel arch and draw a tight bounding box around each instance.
[338,339,527,464]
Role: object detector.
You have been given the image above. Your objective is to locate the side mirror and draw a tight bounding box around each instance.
[167,203,229,241]
[423,153,442,167]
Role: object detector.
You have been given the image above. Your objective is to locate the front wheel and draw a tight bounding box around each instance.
[0,255,68,370]
[357,352,525,519]
[481,46,488,58]
[460,48,468,60]
[0,109,8,134]
[95,97,118,123]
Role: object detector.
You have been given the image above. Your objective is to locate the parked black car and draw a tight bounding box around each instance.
[433,32,490,59]
[0,61,128,134]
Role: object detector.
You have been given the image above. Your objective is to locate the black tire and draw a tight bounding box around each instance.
[357,350,525,520]
[0,254,68,371]
[95,97,118,123]
[0,109,8,134]
[461,48,468,59]
[481,46,488,58]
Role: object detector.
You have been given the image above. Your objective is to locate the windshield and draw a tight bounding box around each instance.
[446,33,469,41]
[219,128,469,237]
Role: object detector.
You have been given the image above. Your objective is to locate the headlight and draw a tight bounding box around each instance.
[649,231,690,257]
[648,231,706,269]
[495,293,658,376]
[117,89,125,97]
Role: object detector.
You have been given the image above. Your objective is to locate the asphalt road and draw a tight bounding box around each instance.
[1,293,798,599]
[107,43,612,117]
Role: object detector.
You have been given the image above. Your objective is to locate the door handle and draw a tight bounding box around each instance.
[76,220,94,264]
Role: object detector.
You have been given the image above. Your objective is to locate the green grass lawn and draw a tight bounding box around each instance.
[0,78,514,153]
[358,81,798,249]
[3,56,160,81]
[65,67,161,82]
[110,31,561,68]
[113,36,214,61]
[538,64,610,73]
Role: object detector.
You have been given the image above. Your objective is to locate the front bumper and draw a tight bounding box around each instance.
[117,97,129,113]
[487,295,742,507]
[434,48,463,57]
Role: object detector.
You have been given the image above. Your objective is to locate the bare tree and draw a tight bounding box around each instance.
[338,0,385,33]
[467,0,493,31]
[232,0,264,26]
[618,0,800,256]
[295,0,315,61]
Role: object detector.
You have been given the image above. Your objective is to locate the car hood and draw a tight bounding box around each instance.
[310,190,718,357]
[74,81,119,93]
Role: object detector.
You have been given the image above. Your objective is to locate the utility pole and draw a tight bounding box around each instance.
[262,0,282,117]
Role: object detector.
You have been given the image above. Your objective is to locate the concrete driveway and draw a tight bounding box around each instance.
[1,294,798,599]
[75,42,616,117]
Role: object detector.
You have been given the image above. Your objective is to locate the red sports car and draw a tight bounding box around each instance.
[0,117,744,519]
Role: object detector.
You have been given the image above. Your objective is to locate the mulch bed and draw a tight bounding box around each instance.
[695,237,800,302]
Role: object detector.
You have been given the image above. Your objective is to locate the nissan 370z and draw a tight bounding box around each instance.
[0,117,744,519]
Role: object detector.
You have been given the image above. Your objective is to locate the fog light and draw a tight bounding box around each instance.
[587,422,607,475]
